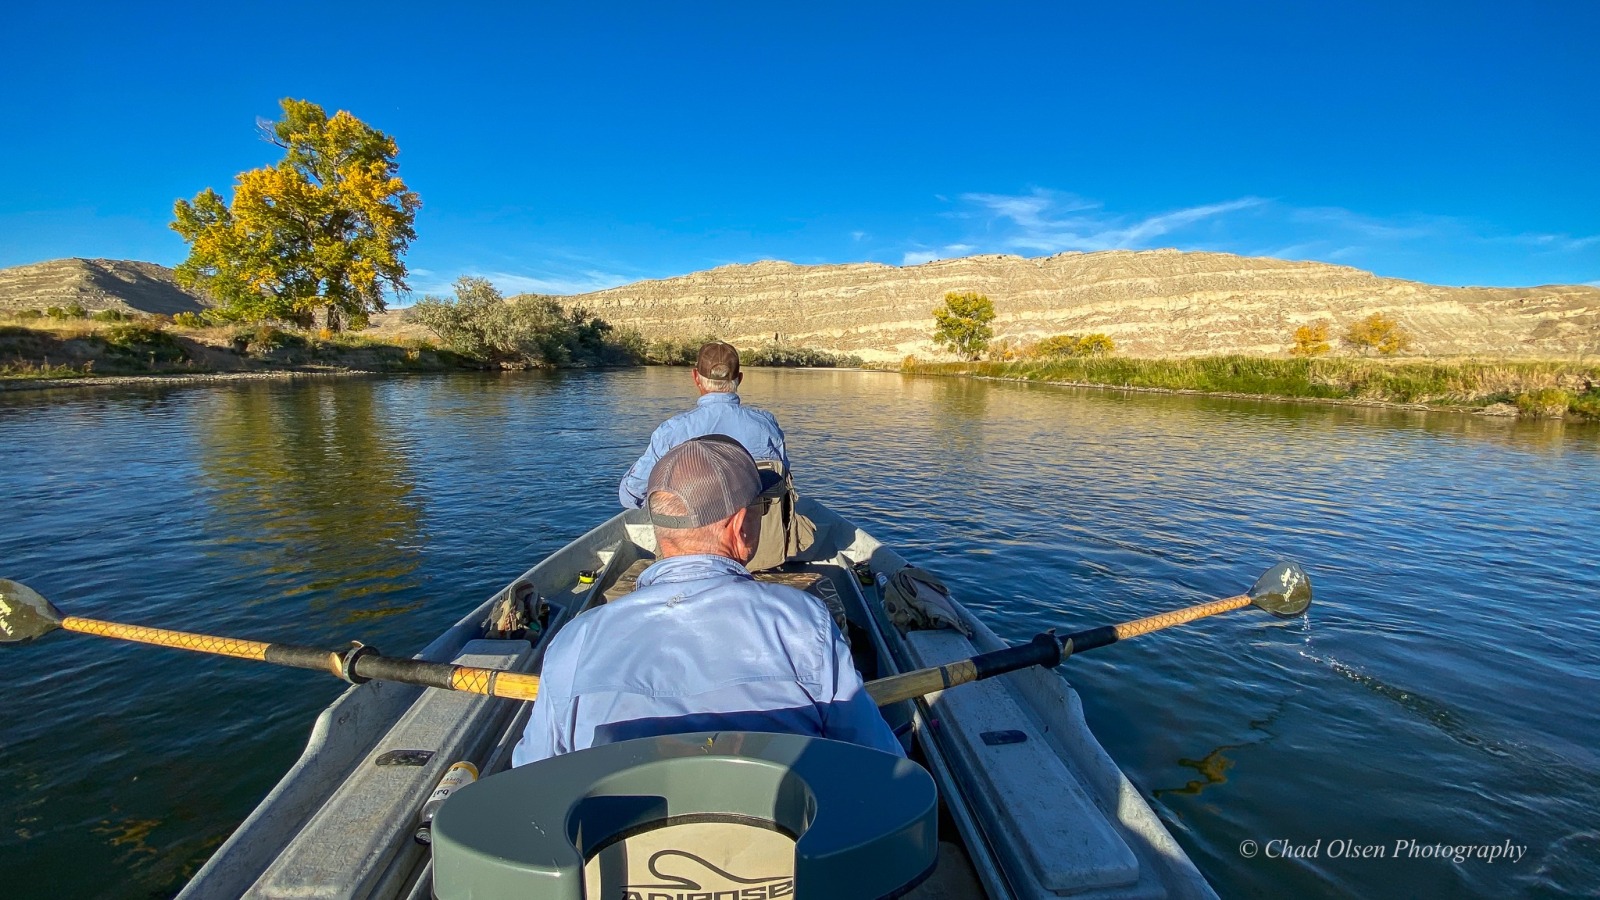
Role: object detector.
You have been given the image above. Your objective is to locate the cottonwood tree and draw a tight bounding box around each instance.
[1031,333,1116,358]
[932,292,996,360]
[1290,322,1333,357]
[1342,313,1413,356]
[171,99,421,331]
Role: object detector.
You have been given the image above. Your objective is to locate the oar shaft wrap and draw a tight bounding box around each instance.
[62,615,542,700]
[63,616,274,663]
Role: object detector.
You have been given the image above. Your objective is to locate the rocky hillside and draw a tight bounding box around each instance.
[0,258,208,316]
[548,250,1600,361]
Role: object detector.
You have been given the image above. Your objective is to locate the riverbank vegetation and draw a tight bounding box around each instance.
[0,312,463,381]
[405,277,637,368]
[1,301,866,384]
[898,355,1600,419]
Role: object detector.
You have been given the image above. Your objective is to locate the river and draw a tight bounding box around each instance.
[1,368,1596,898]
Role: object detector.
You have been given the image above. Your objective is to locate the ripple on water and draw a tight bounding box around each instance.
[2,371,1598,898]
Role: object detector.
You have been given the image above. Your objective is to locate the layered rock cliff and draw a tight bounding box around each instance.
[548,250,1600,361]
[0,258,208,316]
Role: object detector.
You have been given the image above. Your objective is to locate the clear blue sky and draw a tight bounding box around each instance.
[3,1,1596,296]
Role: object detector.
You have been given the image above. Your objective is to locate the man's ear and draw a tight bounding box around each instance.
[726,506,759,564]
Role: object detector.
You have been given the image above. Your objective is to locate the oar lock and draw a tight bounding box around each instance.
[336,641,380,684]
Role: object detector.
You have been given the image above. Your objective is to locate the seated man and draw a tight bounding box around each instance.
[618,341,788,509]
[514,436,901,765]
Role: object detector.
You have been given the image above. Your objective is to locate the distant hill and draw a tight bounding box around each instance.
[0,258,209,316]
[544,250,1600,360]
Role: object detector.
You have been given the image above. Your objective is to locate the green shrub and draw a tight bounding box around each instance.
[1569,388,1600,419]
[229,324,307,357]
[1514,388,1571,418]
[172,311,207,328]
[102,323,187,363]
[13,309,42,321]
[645,334,721,366]
[408,277,639,367]
[91,309,131,322]
[741,344,864,368]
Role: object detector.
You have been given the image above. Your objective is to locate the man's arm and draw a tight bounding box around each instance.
[618,423,677,508]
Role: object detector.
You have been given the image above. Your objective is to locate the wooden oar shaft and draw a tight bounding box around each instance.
[865,592,1257,708]
[64,616,278,662]
[1067,593,1251,654]
[60,615,541,702]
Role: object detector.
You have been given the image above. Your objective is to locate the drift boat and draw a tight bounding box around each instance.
[158,498,1219,899]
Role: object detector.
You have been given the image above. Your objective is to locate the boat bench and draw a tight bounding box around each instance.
[244,639,532,900]
[905,629,1143,895]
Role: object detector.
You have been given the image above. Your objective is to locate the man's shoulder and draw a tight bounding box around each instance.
[745,581,835,627]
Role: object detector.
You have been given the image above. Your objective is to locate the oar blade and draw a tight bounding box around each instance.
[0,579,66,644]
[1248,562,1312,618]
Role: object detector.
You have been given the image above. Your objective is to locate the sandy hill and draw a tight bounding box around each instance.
[544,250,1600,360]
[0,258,209,316]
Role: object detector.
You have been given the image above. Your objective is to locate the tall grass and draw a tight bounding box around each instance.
[898,356,1600,419]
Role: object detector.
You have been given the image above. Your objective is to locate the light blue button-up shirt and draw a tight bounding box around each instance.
[618,392,788,508]
[512,555,904,766]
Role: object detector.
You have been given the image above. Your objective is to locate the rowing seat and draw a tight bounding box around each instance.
[430,731,939,900]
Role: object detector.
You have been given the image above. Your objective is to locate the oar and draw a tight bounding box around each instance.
[0,579,541,701]
[863,561,1312,707]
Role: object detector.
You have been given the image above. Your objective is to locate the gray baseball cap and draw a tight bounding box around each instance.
[646,436,762,529]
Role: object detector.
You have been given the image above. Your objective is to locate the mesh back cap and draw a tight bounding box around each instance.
[695,342,741,380]
[647,436,762,529]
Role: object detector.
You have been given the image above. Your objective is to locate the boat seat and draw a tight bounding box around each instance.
[905,629,1142,893]
[431,731,939,900]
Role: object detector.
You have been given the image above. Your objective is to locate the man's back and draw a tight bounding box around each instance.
[511,554,901,765]
[618,392,788,507]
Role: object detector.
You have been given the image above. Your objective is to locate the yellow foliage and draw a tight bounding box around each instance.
[1291,322,1332,357]
[171,99,420,332]
[1342,313,1414,356]
[1028,333,1116,359]
[931,292,996,360]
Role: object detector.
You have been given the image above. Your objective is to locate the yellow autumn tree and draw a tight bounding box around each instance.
[1290,322,1332,357]
[931,292,996,360]
[171,99,421,331]
[1342,313,1414,356]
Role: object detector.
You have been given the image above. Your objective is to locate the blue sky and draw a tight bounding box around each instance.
[3,1,1596,296]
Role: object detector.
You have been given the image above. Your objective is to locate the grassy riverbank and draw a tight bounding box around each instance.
[898,356,1600,419]
[0,314,867,387]
[0,316,475,382]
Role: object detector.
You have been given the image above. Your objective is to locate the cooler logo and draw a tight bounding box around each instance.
[613,849,793,900]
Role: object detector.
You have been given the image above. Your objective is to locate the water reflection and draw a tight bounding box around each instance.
[195,382,424,625]
[1,370,1597,900]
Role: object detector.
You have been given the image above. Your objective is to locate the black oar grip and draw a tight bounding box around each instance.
[971,631,1064,680]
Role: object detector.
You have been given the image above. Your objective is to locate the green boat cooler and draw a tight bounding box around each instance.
[431,731,938,900]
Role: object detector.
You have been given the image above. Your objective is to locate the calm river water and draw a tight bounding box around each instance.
[1,368,1597,898]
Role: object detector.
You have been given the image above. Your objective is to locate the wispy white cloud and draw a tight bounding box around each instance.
[1287,207,1442,241]
[900,188,1600,286]
[850,230,868,242]
[410,268,632,298]
[960,189,1265,253]
[1513,232,1600,252]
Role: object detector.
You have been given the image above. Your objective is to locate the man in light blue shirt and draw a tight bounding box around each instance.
[618,341,788,508]
[514,436,902,765]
